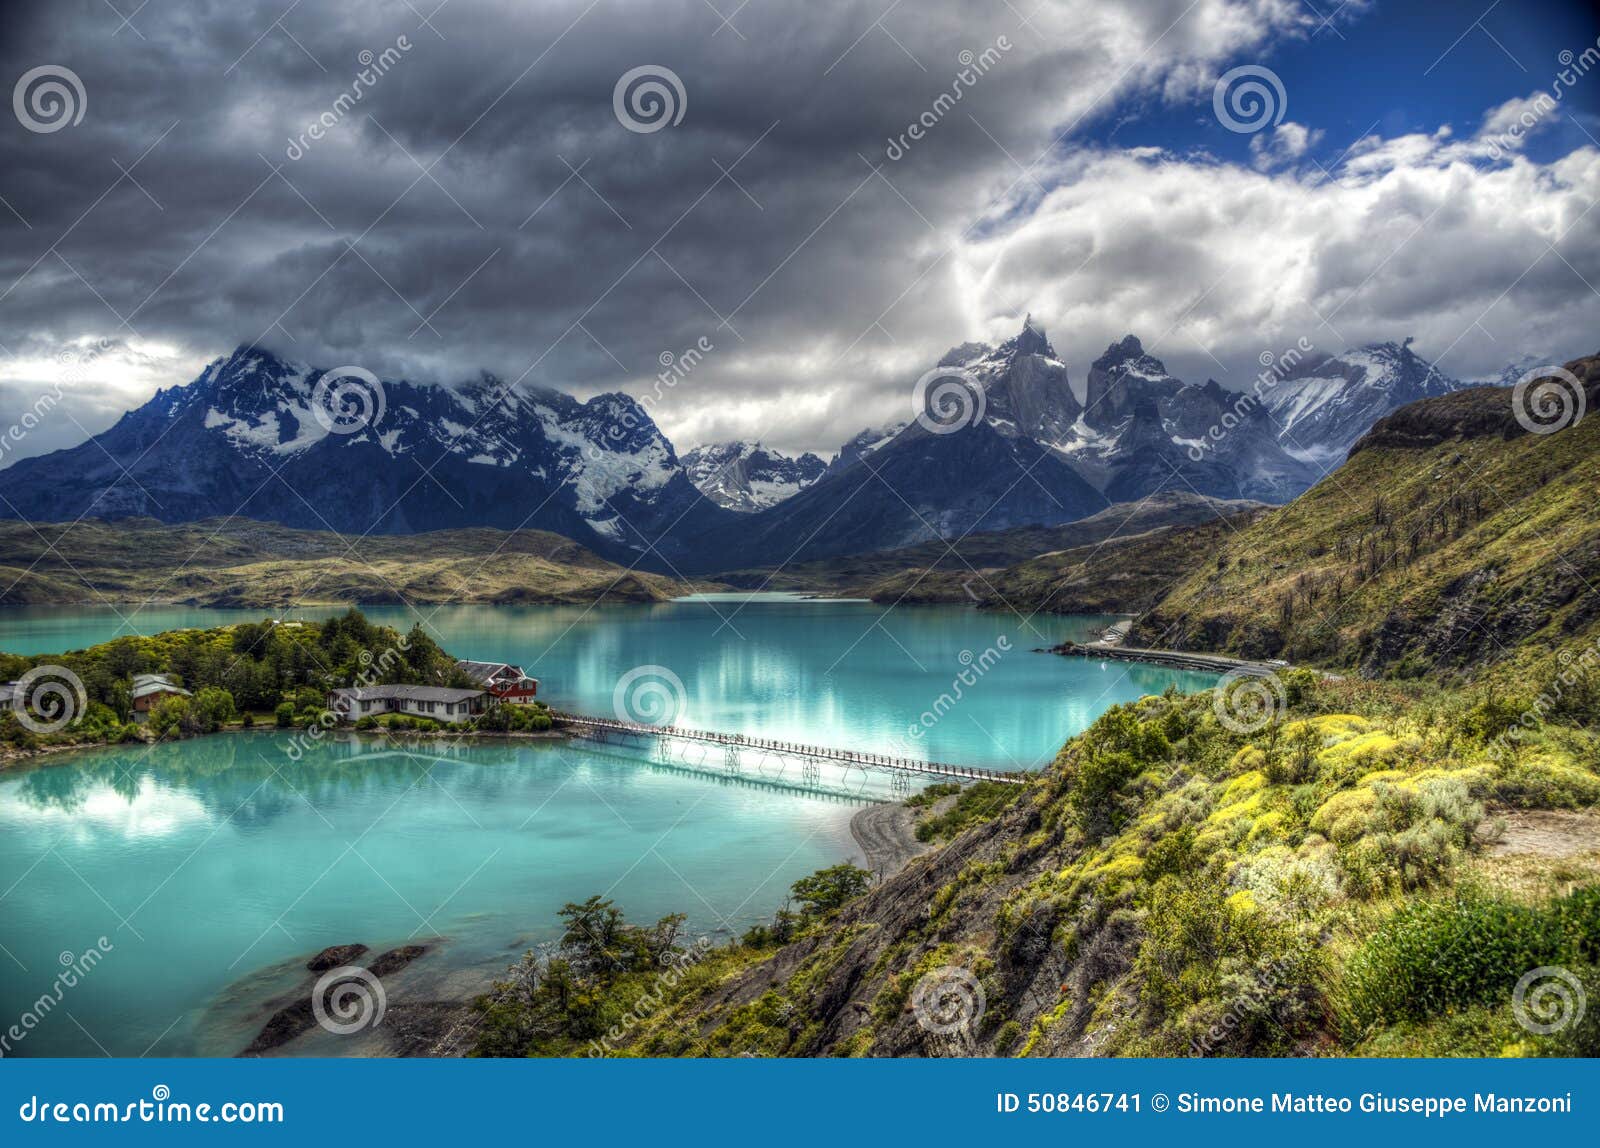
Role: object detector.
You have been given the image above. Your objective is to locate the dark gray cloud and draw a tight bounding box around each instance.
[0,0,1594,467]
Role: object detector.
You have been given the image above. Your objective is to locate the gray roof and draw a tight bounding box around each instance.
[132,674,191,700]
[454,659,530,683]
[330,685,485,703]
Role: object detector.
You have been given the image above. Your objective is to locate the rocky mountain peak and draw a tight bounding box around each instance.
[938,341,991,368]
[682,441,827,513]
[995,314,1057,362]
[1262,340,1463,462]
[200,344,312,411]
[973,318,1078,445]
[1083,334,1178,430]
[1091,333,1160,373]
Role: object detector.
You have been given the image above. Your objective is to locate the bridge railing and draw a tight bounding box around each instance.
[551,711,1026,785]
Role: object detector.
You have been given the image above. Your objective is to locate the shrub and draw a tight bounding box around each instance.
[274,701,295,728]
[905,782,961,808]
[192,686,236,732]
[913,781,1022,843]
[476,702,555,733]
[1343,886,1597,1030]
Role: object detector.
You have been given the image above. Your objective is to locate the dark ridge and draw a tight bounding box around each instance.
[1347,386,1526,455]
[1350,353,1599,455]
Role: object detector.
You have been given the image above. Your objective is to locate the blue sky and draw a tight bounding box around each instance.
[1095,0,1600,167]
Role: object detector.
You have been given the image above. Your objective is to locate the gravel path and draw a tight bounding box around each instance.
[850,802,932,878]
[1488,808,1600,858]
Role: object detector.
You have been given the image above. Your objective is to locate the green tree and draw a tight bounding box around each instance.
[789,862,872,916]
[193,687,236,732]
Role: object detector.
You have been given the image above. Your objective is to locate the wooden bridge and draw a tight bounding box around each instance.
[552,712,1027,786]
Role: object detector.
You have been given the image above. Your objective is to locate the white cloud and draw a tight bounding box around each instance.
[1250,121,1324,170]
[952,128,1600,390]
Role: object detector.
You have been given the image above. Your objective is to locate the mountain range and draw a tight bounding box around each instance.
[0,346,730,568]
[0,321,1477,572]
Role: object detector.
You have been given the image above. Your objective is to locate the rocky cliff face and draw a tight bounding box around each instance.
[1082,334,1182,430]
[960,315,1082,447]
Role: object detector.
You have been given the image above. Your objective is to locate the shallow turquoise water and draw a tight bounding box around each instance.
[0,597,1216,1057]
[0,596,1212,769]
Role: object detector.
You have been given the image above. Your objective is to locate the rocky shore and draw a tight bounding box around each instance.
[850,802,931,878]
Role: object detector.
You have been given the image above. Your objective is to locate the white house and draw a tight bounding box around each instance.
[326,684,488,724]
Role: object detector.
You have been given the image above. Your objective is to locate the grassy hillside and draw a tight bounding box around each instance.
[1134,359,1600,683]
[485,674,1598,1058]
[0,518,708,606]
[867,509,1263,614]
[718,492,1261,598]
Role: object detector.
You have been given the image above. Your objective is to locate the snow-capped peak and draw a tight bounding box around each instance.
[1261,339,1463,460]
[682,441,827,513]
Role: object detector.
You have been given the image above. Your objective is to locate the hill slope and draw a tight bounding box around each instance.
[716,491,1261,596]
[863,497,1266,613]
[1133,357,1600,680]
[0,519,703,608]
[586,677,1600,1059]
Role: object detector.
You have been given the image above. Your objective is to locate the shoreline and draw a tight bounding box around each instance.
[849,802,930,878]
[1046,640,1285,677]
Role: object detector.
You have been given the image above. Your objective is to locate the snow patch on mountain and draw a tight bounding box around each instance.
[682,441,827,512]
[1260,340,1463,461]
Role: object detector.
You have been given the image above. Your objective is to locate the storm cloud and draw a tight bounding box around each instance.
[0,0,1596,465]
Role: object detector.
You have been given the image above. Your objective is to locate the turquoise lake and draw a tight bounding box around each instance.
[0,597,1218,1056]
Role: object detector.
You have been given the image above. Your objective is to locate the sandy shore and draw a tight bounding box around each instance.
[850,802,931,878]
